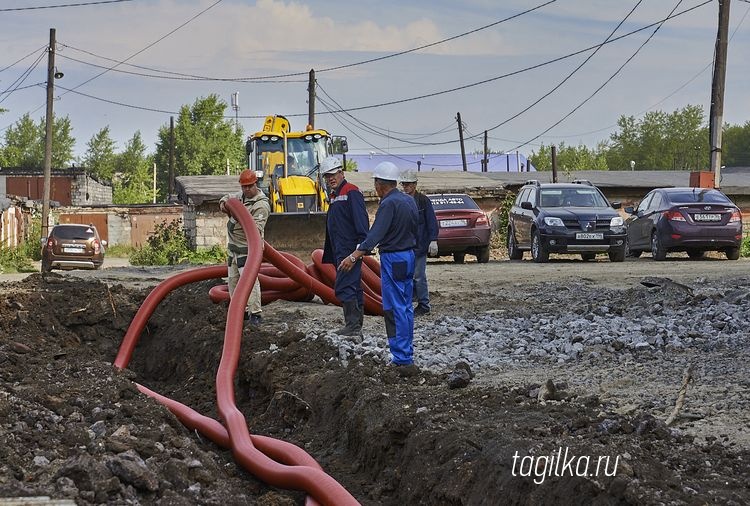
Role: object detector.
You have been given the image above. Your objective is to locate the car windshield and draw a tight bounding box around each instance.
[667,189,732,204]
[53,226,96,240]
[429,195,479,210]
[539,188,608,208]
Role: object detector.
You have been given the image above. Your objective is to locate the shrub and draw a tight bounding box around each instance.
[741,234,750,258]
[129,220,227,266]
[0,247,35,273]
[489,191,516,251]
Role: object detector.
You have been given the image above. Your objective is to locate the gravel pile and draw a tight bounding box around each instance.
[303,277,750,373]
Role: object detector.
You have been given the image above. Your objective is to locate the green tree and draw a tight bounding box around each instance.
[529,142,608,171]
[0,113,75,168]
[84,126,117,181]
[154,95,245,199]
[723,121,750,167]
[606,105,707,170]
[113,131,155,204]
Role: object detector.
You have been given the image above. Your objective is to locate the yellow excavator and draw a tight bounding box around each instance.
[245,115,348,254]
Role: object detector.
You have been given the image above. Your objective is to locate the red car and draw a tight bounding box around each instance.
[428,193,491,263]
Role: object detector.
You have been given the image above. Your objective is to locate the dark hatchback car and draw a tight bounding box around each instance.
[507,180,626,263]
[41,224,107,272]
[625,187,742,260]
[428,193,491,263]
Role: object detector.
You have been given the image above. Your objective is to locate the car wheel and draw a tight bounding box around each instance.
[581,253,596,261]
[725,247,740,260]
[507,228,523,260]
[651,232,667,261]
[41,258,52,273]
[608,247,625,262]
[531,230,549,263]
[686,249,704,260]
[476,245,490,264]
[453,252,465,264]
[625,238,641,258]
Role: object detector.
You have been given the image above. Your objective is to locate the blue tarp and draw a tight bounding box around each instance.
[346,153,536,173]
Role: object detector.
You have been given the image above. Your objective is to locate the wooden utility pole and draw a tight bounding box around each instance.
[457,112,467,171]
[41,28,56,241]
[483,130,488,172]
[551,145,558,183]
[308,69,315,129]
[710,0,731,188]
[168,116,175,199]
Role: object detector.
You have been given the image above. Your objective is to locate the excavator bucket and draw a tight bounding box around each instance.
[263,212,328,260]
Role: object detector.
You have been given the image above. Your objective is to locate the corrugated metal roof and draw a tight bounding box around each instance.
[175,169,750,206]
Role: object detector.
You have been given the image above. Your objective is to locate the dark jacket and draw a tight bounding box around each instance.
[360,188,418,253]
[412,191,439,257]
[323,180,370,263]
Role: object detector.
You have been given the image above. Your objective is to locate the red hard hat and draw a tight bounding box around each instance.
[239,169,257,186]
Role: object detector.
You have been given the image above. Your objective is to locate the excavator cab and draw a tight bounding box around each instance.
[245,115,348,255]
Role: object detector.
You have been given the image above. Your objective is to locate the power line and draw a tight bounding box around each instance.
[0,0,135,11]
[546,0,750,140]
[308,2,712,116]
[56,0,558,82]
[61,0,224,95]
[0,51,46,105]
[508,0,687,152]
[0,45,46,74]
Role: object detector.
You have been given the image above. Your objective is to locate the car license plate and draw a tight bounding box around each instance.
[576,233,603,240]
[440,219,467,228]
[693,213,721,222]
[63,246,83,253]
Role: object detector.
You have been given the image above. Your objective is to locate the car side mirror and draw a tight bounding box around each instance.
[611,201,621,209]
[624,206,635,214]
[521,201,533,210]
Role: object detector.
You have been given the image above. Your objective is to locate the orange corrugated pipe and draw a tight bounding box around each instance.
[114,198,359,506]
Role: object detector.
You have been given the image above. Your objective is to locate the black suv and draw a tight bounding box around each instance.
[507,180,626,263]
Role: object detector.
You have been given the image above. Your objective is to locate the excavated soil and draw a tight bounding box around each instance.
[0,263,749,505]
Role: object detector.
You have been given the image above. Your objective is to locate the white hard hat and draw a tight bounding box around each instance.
[400,169,418,183]
[372,161,400,182]
[320,156,343,175]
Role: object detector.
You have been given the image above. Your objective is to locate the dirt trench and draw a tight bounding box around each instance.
[0,272,748,505]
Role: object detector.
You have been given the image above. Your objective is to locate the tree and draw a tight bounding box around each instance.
[723,121,750,167]
[83,126,117,181]
[529,142,608,172]
[113,131,155,204]
[606,105,707,170]
[0,113,75,168]
[154,95,245,199]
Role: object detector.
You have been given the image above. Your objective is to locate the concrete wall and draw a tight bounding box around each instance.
[71,175,112,206]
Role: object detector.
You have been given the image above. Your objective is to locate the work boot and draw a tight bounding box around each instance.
[335,300,362,336]
[246,313,262,328]
[414,304,430,317]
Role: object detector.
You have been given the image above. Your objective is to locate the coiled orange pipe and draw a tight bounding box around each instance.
[115,198,360,506]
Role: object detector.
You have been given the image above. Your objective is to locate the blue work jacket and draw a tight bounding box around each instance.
[360,188,418,253]
[322,180,370,263]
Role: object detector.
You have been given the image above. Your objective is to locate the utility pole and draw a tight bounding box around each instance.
[483,130,488,172]
[168,116,175,200]
[710,0,730,188]
[456,112,467,172]
[307,69,315,129]
[552,145,558,183]
[41,28,56,241]
[231,92,239,132]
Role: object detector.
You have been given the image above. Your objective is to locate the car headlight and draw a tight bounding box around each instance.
[543,217,565,227]
[610,216,624,227]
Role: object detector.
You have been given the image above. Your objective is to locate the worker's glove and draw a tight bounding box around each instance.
[428,240,438,257]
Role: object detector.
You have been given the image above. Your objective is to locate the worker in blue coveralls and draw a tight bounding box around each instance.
[400,169,439,317]
[339,161,419,373]
[321,156,370,336]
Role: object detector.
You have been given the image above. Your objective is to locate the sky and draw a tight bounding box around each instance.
[1,0,749,165]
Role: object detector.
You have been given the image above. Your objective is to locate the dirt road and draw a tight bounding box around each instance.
[0,255,748,505]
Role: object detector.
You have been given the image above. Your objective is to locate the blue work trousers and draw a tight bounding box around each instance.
[413,254,429,309]
[334,256,363,306]
[380,250,415,365]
